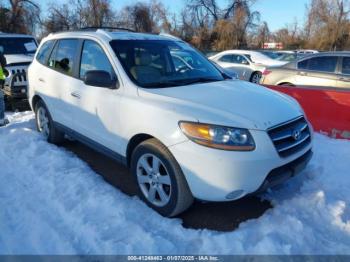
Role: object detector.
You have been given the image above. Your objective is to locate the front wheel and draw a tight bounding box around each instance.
[131,139,194,217]
[250,72,262,83]
[35,100,64,144]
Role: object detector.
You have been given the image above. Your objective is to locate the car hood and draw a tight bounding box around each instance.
[5,54,33,65]
[138,80,303,130]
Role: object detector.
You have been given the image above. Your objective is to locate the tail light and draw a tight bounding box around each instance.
[262,69,272,76]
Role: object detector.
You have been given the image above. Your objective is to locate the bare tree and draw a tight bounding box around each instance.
[117,1,172,33]
[254,21,270,48]
[0,0,40,34]
[80,0,114,27]
[305,0,350,50]
[272,21,304,49]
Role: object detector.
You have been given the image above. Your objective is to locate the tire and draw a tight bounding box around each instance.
[4,96,16,111]
[131,138,194,217]
[250,71,262,83]
[35,100,64,144]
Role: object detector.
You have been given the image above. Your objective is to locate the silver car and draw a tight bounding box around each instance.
[260,52,350,89]
[209,50,286,83]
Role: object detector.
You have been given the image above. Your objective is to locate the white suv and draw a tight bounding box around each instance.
[0,33,37,110]
[28,29,313,217]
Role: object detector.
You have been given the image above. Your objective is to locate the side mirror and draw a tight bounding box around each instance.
[242,60,249,65]
[84,70,116,89]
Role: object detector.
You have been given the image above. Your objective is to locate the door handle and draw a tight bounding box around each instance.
[338,77,350,82]
[71,92,81,99]
[297,71,308,76]
[38,78,45,83]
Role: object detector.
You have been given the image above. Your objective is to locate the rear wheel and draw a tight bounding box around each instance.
[250,72,262,83]
[35,100,64,144]
[131,138,194,217]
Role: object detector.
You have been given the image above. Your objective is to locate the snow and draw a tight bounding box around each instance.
[0,112,350,255]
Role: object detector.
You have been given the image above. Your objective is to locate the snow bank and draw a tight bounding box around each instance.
[0,112,349,254]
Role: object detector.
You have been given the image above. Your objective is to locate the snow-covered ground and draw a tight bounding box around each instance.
[1,112,350,255]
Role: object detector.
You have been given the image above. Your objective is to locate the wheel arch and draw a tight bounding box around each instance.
[278,82,295,86]
[31,94,43,110]
[250,71,262,82]
[126,133,155,167]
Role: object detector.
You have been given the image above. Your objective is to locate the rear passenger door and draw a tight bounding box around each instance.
[296,56,338,87]
[337,56,350,88]
[70,39,123,153]
[44,39,81,126]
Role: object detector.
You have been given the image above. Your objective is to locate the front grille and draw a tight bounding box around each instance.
[5,65,28,88]
[11,68,27,83]
[268,116,311,158]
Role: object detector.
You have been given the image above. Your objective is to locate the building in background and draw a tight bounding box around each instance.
[263,42,283,49]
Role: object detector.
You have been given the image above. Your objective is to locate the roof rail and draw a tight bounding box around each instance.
[80,27,135,32]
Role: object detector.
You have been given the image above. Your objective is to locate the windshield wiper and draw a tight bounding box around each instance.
[182,77,223,85]
[142,80,185,88]
[141,78,223,88]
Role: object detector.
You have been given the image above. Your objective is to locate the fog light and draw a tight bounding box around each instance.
[21,89,26,93]
[226,190,245,200]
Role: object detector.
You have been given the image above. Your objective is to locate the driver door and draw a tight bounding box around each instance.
[69,39,123,154]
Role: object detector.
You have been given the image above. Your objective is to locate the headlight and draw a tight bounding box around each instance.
[179,121,255,151]
[3,69,9,77]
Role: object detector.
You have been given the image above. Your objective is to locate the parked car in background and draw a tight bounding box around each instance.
[0,33,37,110]
[277,52,299,62]
[28,28,312,217]
[260,52,350,88]
[209,50,287,83]
[211,60,239,79]
[259,50,279,59]
[205,51,219,57]
[296,49,319,55]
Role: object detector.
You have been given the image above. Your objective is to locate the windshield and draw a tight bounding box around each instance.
[110,40,224,88]
[260,51,279,59]
[0,37,37,55]
[277,53,298,62]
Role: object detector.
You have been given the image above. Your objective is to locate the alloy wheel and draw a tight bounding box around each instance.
[37,107,50,138]
[136,153,172,207]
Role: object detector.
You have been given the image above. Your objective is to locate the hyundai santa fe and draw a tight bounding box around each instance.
[28,28,313,217]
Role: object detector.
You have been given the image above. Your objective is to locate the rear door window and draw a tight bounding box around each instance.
[298,59,308,70]
[231,55,249,65]
[342,57,350,75]
[219,55,232,63]
[48,39,79,76]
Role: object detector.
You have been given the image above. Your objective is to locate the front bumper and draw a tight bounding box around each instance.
[3,84,27,99]
[252,149,313,194]
[168,129,313,201]
[3,71,28,99]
